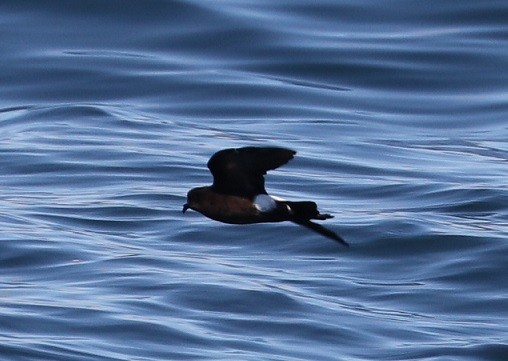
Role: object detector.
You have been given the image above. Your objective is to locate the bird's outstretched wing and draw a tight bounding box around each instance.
[207,146,295,198]
[293,219,349,247]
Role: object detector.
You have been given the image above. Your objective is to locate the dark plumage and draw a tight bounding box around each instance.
[183,146,348,247]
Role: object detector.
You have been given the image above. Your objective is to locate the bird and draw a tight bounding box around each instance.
[183,146,349,247]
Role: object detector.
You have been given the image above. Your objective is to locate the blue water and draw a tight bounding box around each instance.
[1,1,507,360]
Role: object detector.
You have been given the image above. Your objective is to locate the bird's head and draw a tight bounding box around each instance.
[182,187,207,213]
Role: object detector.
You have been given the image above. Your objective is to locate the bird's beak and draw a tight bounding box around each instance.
[182,203,189,213]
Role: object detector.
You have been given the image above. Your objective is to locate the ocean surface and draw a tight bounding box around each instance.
[1,1,507,360]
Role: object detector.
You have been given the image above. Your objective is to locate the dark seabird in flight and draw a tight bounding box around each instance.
[183,146,349,247]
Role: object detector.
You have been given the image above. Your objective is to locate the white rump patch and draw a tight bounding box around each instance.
[254,194,277,212]
[271,195,292,213]
[270,195,286,202]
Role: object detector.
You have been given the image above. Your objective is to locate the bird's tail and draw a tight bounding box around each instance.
[284,201,349,247]
[284,201,328,220]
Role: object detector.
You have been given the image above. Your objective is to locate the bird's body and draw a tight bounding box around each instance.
[183,146,348,247]
[185,186,261,224]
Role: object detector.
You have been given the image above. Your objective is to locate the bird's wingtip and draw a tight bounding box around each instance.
[294,219,349,248]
